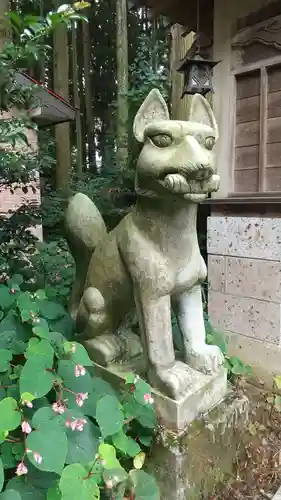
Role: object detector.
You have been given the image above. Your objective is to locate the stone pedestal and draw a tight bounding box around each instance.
[147,392,249,500]
[92,361,227,432]
[92,361,248,499]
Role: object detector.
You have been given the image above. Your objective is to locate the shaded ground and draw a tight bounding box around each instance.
[213,383,281,500]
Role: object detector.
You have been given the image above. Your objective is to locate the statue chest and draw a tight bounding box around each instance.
[172,252,207,293]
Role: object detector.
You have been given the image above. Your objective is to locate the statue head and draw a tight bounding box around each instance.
[133,89,220,202]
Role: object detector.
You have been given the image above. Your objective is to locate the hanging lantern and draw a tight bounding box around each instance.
[176,53,220,97]
[174,0,220,98]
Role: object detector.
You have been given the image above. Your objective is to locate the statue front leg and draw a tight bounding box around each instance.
[134,288,192,400]
[174,284,224,374]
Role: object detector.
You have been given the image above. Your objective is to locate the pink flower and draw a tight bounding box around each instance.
[22,400,33,409]
[16,462,28,476]
[21,421,32,434]
[65,418,87,432]
[52,402,65,414]
[144,393,154,405]
[75,418,87,432]
[33,452,43,465]
[76,392,88,407]
[75,364,86,377]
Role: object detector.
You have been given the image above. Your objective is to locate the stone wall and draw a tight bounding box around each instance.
[208,215,281,386]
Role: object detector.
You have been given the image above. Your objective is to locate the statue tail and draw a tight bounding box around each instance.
[65,192,107,318]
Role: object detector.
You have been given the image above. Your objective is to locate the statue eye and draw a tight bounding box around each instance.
[205,136,215,150]
[150,134,173,148]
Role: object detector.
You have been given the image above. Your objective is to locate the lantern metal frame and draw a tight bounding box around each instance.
[176,53,219,97]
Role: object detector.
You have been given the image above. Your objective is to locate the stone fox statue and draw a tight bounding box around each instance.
[65,89,224,400]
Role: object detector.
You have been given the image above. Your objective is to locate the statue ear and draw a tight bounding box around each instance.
[133,89,170,143]
[188,94,219,141]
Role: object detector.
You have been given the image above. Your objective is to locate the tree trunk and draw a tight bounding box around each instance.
[82,14,96,173]
[53,0,71,193]
[71,22,83,177]
[116,0,129,170]
[0,0,9,51]
[170,25,194,121]
[77,24,87,167]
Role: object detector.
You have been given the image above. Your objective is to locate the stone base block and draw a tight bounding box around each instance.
[146,393,249,500]
[92,361,227,433]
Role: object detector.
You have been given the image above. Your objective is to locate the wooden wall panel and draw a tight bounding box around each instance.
[266,166,281,191]
[235,145,259,170]
[236,95,260,123]
[236,121,260,147]
[234,168,259,192]
[267,142,281,167]
[236,71,260,99]
[268,65,281,93]
[267,117,281,143]
[268,91,281,119]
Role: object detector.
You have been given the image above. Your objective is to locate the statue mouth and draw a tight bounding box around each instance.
[161,172,220,196]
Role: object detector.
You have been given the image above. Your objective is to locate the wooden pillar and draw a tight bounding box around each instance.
[170,25,194,121]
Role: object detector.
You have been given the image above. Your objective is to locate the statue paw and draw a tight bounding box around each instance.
[185,344,224,374]
[148,361,192,400]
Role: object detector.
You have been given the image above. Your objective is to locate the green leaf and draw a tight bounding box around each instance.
[0,286,16,311]
[0,457,4,492]
[134,379,152,406]
[20,392,35,406]
[39,301,65,321]
[83,377,117,416]
[25,339,54,366]
[20,355,54,399]
[32,319,50,340]
[96,395,124,438]
[275,395,281,412]
[139,435,153,447]
[65,417,100,465]
[47,486,61,500]
[112,430,141,457]
[129,470,160,500]
[1,443,17,469]
[98,444,122,470]
[0,491,22,500]
[57,361,93,412]
[123,395,157,429]
[0,350,12,372]
[34,290,46,301]
[59,464,100,500]
[7,275,23,288]
[26,422,67,474]
[63,342,92,366]
[32,407,64,430]
[206,329,227,355]
[133,452,146,470]
[275,375,281,390]
[6,477,45,500]
[17,292,39,319]
[0,432,8,445]
[103,468,127,487]
[0,398,21,433]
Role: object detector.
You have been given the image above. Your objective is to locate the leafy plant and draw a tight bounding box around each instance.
[205,315,252,380]
[0,276,159,499]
